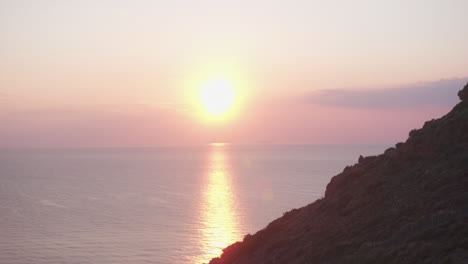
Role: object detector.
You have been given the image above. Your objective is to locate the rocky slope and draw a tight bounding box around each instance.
[209,83,468,264]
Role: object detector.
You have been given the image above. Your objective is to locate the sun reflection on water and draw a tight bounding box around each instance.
[198,144,241,264]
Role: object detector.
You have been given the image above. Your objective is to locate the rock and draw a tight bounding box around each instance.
[384,147,397,158]
[458,82,468,101]
[358,155,364,163]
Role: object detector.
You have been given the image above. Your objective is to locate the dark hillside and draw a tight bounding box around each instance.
[209,83,468,264]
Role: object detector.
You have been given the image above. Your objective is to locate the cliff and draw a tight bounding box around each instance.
[209,83,468,264]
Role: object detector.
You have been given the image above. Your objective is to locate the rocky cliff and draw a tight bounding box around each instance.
[209,83,468,264]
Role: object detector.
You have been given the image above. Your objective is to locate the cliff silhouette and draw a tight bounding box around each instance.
[209,83,468,264]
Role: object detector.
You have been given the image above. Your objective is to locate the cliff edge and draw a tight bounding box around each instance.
[209,83,468,264]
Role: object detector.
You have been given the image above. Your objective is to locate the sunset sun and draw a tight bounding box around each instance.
[200,78,235,116]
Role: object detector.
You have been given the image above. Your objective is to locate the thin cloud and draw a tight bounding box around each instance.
[303,78,468,109]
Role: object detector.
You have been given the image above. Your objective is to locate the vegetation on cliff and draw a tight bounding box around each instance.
[209,83,468,264]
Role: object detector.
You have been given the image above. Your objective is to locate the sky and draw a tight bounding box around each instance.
[1,0,467,147]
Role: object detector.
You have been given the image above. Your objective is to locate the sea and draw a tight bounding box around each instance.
[0,144,387,264]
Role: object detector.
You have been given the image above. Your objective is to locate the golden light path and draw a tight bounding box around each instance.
[197,143,242,264]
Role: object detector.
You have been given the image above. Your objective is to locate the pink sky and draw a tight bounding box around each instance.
[1,78,465,147]
[1,1,467,147]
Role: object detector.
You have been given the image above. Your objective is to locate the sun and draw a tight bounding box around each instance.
[200,79,235,116]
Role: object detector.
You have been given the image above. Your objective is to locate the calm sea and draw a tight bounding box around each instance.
[0,144,386,264]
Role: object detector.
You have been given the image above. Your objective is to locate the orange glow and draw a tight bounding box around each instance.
[197,144,241,263]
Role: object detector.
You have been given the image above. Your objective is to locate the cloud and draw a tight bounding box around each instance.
[303,78,468,109]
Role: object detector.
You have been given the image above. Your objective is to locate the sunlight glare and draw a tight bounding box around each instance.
[200,79,235,116]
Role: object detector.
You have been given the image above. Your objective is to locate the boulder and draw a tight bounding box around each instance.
[458,82,468,101]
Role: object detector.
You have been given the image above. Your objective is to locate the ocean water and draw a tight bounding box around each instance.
[0,144,386,264]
